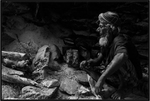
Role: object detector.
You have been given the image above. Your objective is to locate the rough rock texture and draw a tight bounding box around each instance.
[2,51,26,61]
[41,79,60,88]
[3,22,65,54]
[48,44,63,71]
[2,65,24,76]
[32,45,50,71]
[32,44,62,71]
[49,44,62,61]
[74,70,89,86]
[32,45,62,82]
[2,72,39,87]
[59,77,80,95]
[67,96,101,100]
[2,85,20,99]
[20,86,57,99]
[57,65,88,95]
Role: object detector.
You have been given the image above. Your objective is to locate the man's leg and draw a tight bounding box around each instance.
[85,68,116,99]
[82,67,102,98]
[110,74,125,99]
[82,67,101,81]
[87,74,103,99]
[87,74,96,94]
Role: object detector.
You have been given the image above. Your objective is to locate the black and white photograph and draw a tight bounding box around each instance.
[1,0,149,100]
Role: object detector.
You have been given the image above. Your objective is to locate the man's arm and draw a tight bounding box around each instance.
[96,53,128,85]
[88,52,104,66]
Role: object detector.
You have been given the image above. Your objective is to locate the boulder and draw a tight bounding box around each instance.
[58,65,89,95]
[32,45,50,82]
[41,79,60,88]
[32,44,62,82]
[32,45,50,71]
[2,51,26,61]
[49,44,62,62]
[2,85,20,99]
[32,44,62,70]
[48,44,63,71]
[2,58,31,72]
[20,86,57,99]
[74,70,89,87]
[2,65,41,87]
[60,66,89,85]
[2,72,39,87]
[2,65,24,76]
[59,77,80,95]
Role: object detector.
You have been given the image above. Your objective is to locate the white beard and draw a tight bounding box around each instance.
[99,37,108,47]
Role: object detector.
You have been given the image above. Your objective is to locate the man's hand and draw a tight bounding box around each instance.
[94,80,104,95]
[80,60,87,69]
[80,59,94,69]
[87,59,94,66]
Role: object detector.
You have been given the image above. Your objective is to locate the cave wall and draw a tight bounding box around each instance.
[2,16,68,54]
[2,1,149,69]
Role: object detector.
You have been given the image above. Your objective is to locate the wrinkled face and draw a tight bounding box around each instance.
[96,21,113,48]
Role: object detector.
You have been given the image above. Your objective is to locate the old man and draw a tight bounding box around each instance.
[80,11,143,100]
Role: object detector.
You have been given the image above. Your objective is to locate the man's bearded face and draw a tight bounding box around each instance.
[96,22,113,48]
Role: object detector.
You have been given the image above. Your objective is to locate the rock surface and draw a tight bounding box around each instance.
[20,86,57,99]
[32,44,62,82]
[59,77,80,95]
[2,85,19,99]
[41,79,60,88]
[74,70,89,86]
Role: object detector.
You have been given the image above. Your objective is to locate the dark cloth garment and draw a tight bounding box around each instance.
[102,34,142,88]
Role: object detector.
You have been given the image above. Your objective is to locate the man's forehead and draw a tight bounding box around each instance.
[97,20,109,26]
[99,19,109,24]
